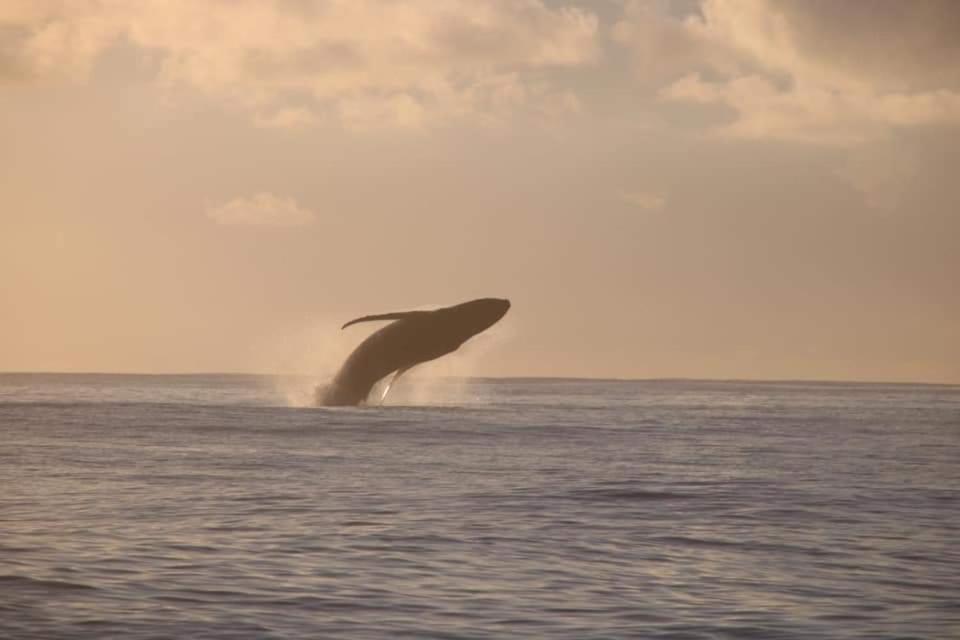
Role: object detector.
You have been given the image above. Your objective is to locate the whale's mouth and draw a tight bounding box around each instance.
[456,297,510,336]
[484,297,511,321]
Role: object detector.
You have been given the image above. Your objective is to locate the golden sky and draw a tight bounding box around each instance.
[2,1,958,383]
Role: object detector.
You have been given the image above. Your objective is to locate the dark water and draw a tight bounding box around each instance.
[2,373,958,639]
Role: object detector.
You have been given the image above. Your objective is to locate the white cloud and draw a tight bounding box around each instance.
[661,73,960,145]
[0,0,599,129]
[206,193,316,227]
[5,1,957,143]
[253,106,320,130]
[619,190,666,210]
[617,0,960,145]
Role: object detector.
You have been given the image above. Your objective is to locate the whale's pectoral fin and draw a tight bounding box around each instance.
[342,310,429,330]
[380,366,413,405]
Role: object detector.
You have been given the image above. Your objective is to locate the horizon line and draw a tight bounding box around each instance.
[1,370,957,388]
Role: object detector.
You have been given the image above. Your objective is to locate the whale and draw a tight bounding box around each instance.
[316,297,511,406]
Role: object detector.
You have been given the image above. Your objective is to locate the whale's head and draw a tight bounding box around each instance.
[442,297,511,339]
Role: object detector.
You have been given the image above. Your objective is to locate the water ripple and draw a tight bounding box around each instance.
[1,376,958,639]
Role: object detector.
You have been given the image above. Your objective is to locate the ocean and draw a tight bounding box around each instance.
[1,373,958,639]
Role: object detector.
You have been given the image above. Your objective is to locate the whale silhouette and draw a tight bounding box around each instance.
[316,297,510,406]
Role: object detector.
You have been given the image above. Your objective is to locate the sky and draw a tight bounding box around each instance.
[2,0,958,383]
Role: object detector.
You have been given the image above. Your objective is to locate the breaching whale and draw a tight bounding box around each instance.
[316,297,510,406]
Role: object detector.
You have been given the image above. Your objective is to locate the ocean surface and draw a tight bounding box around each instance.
[1,373,958,639]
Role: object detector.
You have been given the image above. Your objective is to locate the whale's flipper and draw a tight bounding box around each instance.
[342,311,429,330]
[380,366,412,405]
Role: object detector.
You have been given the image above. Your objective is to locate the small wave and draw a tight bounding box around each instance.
[568,488,696,501]
[0,575,98,591]
[0,545,40,553]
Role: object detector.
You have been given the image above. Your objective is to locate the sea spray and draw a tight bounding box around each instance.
[251,316,357,407]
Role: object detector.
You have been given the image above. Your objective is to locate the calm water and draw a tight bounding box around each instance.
[1,373,958,639]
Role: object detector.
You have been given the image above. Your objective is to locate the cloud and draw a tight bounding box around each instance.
[206,193,316,227]
[619,190,666,210]
[0,0,598,129]
[661,72,960,146]
[611,0,739,85]
[616,0,960,145]
[253,106,320,130]
[5,1,957,143]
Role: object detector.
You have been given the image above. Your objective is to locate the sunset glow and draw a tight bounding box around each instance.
[2,1,957,383]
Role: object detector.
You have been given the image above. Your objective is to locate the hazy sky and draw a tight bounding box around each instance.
[2,1,958,383]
